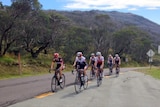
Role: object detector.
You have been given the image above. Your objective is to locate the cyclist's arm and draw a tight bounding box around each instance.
[50,61,54,69]
[100,61,104,69]
[73,57,77,67]
[119,57,121,65]
[60,59,64,70]
[89,58,91,66]
[94,59,97,69]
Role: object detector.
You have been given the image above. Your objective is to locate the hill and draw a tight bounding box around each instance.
[57,10,160,46]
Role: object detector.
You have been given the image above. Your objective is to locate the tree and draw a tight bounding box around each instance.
[89,14,116,56]
[62,26,92,63]
[112,27,151,62]
[0,0,42,56]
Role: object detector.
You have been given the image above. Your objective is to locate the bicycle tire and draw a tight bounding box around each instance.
[116,67,120,77]
[60,74,65,89]
[83,75,88,89]
[97,70,102,87]
[90,69,96,79]
[51,76,57,92]
[74,73,81,94]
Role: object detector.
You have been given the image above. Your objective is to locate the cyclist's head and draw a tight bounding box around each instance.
[77,52,82,57]
[91,53,95,56]
[96,52,101,56]
[54,53,59,58]
[115,54,119,57]
[109,54,112,57]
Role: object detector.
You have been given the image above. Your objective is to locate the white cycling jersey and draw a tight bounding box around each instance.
[75,56,86,62]
[95,56,104,65]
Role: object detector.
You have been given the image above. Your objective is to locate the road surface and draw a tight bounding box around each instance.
[7,68,160,107]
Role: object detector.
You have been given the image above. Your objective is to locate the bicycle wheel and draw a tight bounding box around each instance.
[116,67,120,77]
[97,72,102,87]
[109,66,112,75]
[83,75,88,89]
[90,70,95,80]
[74,73,81,94]
[60,74,65,89]
[51,76,57,92]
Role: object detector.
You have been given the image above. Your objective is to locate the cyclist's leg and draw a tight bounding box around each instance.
[56,66,63,82]
[110,64,113,73]
[84,66,88,81]
[91,65,94,74]
[96,65,100,77]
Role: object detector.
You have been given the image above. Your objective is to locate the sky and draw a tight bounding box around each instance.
[1,0,160,25]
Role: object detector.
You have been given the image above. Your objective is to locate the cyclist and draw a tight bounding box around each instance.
[114,54,121,75]
[73,52,85,67]
[107,54,114,75]
[50,53,64,83]
[95,52,104,78]
[89,53,96,74]
[73,52,88,81]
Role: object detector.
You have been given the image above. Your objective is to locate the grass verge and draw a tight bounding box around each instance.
[137,67,160,79]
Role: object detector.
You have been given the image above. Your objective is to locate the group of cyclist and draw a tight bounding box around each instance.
[50,51,121,83]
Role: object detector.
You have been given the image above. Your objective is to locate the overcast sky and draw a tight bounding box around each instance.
[1,0,160,25]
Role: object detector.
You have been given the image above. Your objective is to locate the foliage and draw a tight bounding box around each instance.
[0,1,157,65]
[112,27,152,62]
[0,56,16,65]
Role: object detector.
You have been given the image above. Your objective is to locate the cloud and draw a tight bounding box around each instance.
[64,0,160,10]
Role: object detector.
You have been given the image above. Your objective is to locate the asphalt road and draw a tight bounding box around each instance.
[9,68,160,107]
[0,71,75,107]
[0,67,157,107]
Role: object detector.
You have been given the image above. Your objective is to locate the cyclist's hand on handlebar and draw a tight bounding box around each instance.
[71,70,74,75]
[49,68,54,73]
[49,68,52,73]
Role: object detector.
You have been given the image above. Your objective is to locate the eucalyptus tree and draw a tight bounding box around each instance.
[90,14,116,56]
[0,0,42,56]
[112,27,151,62]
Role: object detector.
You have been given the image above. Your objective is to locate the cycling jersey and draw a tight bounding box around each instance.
[108,58,113,64]
[90,56,96,65]
[75,57,87,69]
[53,57,63,69]
[114,57,120,65]
[95,56,104,68]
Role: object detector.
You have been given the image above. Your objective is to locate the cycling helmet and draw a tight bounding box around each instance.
[96,52,101,56]
[109,54,112,57]
[77,52,82,57]
[91,53,95,56]
[115,54,119,57]
[54,53,59,58]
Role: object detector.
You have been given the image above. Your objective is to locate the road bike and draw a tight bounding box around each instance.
[90,64,96,80]
[49,69,65,92]
[97,67,103,87]
[72,68,88,94]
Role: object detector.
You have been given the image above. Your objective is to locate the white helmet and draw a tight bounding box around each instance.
[96,52,101,56]
[109,54,112,57]
[115,54,119,57]
[77,52,82,57]
[91,53,95,56]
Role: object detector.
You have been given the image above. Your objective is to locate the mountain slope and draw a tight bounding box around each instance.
[57,10,160,45]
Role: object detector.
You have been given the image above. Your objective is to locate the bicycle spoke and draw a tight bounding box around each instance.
[60,74,65,89]
[51,76,57,92]
[74,75,81,94]
[83,75,88,89]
